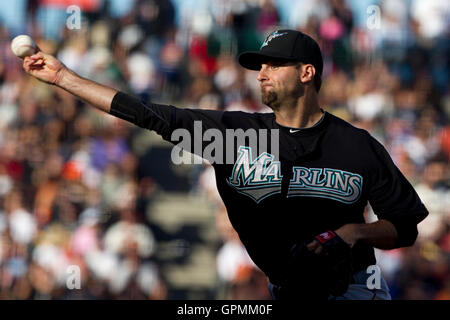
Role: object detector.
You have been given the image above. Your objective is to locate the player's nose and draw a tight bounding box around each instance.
[257,64,269,82]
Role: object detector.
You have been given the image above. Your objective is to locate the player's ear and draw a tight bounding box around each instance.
[299,64,315,85]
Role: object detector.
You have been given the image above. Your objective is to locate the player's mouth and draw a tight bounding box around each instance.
[261,84,273,90]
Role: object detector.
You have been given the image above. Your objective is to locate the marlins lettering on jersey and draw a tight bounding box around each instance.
[227,146,282,203]
[227,146,363,204]
[288,167,363,204]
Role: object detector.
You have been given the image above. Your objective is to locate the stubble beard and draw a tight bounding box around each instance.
[261,89,281,111]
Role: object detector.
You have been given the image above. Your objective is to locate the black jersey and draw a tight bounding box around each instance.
[110,91,428,285]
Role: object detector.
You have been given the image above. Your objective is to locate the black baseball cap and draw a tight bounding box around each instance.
[238,29,323,76]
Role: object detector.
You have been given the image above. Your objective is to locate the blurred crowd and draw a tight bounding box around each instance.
[0,0,448,300]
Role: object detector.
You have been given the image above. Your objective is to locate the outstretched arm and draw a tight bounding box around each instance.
[23,51,117,113]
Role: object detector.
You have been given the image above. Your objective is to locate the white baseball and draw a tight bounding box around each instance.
[11,35,37,59]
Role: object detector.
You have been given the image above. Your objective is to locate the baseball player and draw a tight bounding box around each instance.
[22,29,428,300]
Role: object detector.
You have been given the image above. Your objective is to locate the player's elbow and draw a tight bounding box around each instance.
[397,228,418,248]
[390,220,422,248]
[382,208,428,248]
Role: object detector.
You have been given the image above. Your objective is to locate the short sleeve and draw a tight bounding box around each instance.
[367,135,428,247]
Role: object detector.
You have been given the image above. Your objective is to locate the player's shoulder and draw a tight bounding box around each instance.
[222,109,274,119]
[326,111,372,139]
[326,111,387,153]
[222,110,275,129]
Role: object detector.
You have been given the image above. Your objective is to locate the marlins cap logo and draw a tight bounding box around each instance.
[260,31,288,49]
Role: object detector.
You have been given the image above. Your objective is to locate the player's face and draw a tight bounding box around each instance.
[257,61,303,111]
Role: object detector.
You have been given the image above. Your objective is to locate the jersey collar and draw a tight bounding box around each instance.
[274,109,328,136]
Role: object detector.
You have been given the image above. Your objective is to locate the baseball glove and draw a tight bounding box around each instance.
[281,230,353,299]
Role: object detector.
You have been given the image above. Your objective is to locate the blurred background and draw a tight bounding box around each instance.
[0,0,448,300]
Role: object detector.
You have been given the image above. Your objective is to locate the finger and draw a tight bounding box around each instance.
[23,59,33,72]
[306,241,319,251]
[23,62,30,73]
[30,52,44,60]
[314,246,323,255]
[32,58,44,66]
[23,57,31,68]
[29,57,44,67]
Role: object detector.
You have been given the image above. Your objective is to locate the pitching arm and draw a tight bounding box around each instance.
[23,52,117,113]
[23,51,228,154]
